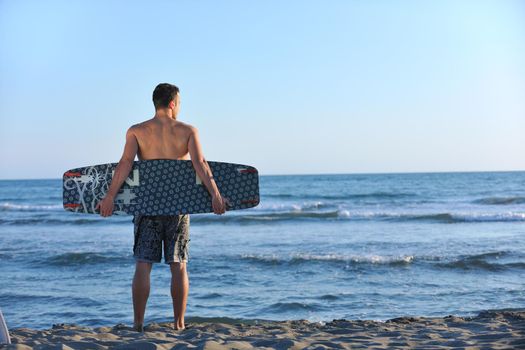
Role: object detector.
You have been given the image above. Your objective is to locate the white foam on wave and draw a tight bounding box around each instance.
[217,208,525,223]
[335,210,525,222]
[241,252,415,264]
[337,209,351,218]
[0,202,63,211]
[293,253,414,264]
[254,201,325,212]
[455,212,525,222]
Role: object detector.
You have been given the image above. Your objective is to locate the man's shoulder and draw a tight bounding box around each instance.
[175,121,197,133]
[128,120,151,132]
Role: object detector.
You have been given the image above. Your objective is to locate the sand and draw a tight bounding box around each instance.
[1,309,524,350]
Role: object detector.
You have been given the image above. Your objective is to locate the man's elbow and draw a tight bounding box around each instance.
[119,158,135,168]
[191,155,207,165]
[191,157,208,172]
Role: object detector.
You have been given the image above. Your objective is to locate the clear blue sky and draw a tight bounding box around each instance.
[1,0,524,179]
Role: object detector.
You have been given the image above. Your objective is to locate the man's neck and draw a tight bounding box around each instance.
[153,109,177,122]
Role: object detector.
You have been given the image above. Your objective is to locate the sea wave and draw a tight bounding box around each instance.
[253,201,330,211]
[238,251,525,271]
[0,202,63,211]
[38,252,129,266]
[265,192,416,201]
[189,210,525,224]
[239,253,415,266]
[2,209,524,226]
[258,301,325,313]
[0,217,129,226]
[435,251,525,271]
[0,293,104,307]
[196,292,223,300]
[400,212,525,223]
[473,196,525,205]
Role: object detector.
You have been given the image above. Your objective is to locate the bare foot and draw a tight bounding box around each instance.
[173,323,185,331]
[133,323,144,332]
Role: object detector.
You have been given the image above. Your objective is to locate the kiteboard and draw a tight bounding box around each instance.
[63,159,259,215]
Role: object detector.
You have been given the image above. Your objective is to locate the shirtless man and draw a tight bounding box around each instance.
[96,83,228,332]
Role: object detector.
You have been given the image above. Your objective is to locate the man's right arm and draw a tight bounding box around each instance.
[96,127,138,217]
[188,126,226,214]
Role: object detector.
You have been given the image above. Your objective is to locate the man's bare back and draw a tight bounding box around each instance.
[132,118,192,161]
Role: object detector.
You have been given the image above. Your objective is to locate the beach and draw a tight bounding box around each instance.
[2,308,524,349]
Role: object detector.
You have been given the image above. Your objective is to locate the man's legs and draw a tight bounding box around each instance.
[132,261,153,331]
[170,262,189,330]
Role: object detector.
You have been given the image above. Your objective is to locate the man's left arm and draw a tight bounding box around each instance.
[96,127,139,217]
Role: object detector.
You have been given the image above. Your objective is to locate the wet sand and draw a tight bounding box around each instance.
[2,309,524,349]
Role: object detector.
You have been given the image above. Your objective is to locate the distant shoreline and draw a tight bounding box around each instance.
[1,169,524,181]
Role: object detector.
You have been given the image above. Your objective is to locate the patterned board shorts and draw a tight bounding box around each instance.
[133,214,190,264]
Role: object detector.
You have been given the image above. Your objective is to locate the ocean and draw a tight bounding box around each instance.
[0,171,524,329]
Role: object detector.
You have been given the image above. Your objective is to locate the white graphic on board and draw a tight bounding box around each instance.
[64,165,140,213]
[115,188,137,204]
[113,169,140,186]
[77,175,94,183]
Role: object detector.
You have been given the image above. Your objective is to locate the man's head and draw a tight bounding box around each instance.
[152,83,180,113]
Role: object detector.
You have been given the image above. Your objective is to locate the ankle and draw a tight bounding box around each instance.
[173,320,185,330]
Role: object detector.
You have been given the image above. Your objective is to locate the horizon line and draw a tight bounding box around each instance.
[0,168,524,181]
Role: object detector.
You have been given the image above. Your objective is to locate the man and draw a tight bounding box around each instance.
[96,83,228,332]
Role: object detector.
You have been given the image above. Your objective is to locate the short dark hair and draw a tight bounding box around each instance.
[152,83,179,109]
